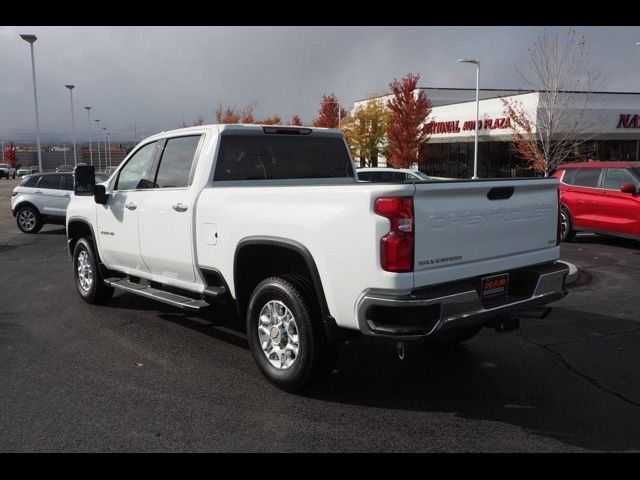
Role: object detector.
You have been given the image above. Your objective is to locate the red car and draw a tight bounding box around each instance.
[554,161,640,242]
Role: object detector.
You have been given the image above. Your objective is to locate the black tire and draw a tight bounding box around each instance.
[246,276,335,392]
[15,205,43,234]
[73,237,114,304]
[422,324,483,350]
[560,206,576,242]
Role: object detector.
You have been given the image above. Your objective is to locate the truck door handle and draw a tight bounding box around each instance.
[63,193,70,197]
[34,190,42,194]
[124,201,137,210]
[172,202,188,212]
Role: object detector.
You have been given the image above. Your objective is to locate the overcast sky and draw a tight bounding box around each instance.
[1,26,639,143]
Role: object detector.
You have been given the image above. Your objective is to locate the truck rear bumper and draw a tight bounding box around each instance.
[357,261,569,339]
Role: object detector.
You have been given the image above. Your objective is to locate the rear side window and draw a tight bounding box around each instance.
[358,172,372,181]
[573,168,602,188]
[155,135,201,188]
[560,168,578,185]
[37,175,62,190]
[21,175,40,188]
[603,168,637,190]
[214,134,353,181]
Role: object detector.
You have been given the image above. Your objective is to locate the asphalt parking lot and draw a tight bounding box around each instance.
[1,177,639,452]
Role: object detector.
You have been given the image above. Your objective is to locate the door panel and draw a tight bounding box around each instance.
[35,175,64,217]
[96,191,149,272]
[137,135,201,283]
[138,190,195,282]
[96,140,160,272]
[566,168,602,230]
[596,169,640,236]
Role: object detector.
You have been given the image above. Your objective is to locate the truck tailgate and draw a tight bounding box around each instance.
[412,179,560,288]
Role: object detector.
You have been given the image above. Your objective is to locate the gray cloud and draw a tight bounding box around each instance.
[1,26,638,144]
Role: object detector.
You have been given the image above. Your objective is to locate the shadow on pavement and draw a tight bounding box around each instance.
[572,233,640,250]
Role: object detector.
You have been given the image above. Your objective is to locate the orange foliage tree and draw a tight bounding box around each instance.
[501,99,547,174]
[4,142,18,168]
[312,93,348,128]
[386,73,432,168]
[257,115,282,125]
[290,115,303,126]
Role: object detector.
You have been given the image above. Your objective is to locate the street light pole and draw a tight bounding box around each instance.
[94,119,101,171]
[107,132,112,167]
[102,128,108,168]
[458,58,480,179]
[20,34,43,173]
[65,84,77,166]
[84,107,93,166]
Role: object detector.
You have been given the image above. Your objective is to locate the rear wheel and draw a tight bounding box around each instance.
[16,205,42,234]
[73,237,114,304]
[560,206,576,242]
[246,276,335,392]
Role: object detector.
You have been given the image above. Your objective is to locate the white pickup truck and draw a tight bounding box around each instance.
[0,163,17,179]
[67,124,568,391]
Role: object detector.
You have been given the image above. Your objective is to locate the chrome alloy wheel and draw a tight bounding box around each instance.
[560,210,569,239]
[76,250,94,292]
[17,209,36,232]
[258,300,300,370]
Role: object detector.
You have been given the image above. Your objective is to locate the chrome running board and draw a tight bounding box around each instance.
[104,278,209,311]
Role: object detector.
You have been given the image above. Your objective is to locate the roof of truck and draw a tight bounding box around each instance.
[144,124,342,141]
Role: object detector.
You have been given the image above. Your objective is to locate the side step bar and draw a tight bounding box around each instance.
[104,278,210,311]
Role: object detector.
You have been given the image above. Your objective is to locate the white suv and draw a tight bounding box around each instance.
[11,173,74,233]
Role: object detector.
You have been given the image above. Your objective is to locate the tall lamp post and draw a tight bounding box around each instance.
[102,127,109,168]
[65,84,77,166]
[84,107,93,166]
[20,34,43,173]
[458,58,480,179]
[94,119,101,171]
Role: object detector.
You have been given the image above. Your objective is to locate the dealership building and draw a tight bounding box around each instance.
[353,87,640,178]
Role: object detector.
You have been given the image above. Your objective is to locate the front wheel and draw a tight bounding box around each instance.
[73,238,114,304]
[246,276,335,392]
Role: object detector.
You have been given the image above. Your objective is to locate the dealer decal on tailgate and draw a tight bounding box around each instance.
[481,273,509,298]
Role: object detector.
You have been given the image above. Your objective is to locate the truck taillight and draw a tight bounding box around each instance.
[374,197,414,272]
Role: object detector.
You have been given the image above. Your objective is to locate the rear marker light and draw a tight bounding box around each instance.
[374,197,414,273]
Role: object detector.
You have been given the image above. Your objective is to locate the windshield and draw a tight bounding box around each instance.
[0,164,8,168]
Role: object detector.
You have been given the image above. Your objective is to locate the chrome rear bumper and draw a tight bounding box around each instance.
[357,261,569,339]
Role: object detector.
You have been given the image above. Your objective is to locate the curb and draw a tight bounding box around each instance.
[559,260,578,285]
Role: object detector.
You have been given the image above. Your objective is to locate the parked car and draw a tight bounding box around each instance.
[17,167,39,177]
[11,172,74,233]
[357,167,432,182]
[0,163,17,179]
[67,124,567,391]
[56,165,75,172]
[554,161,640,242]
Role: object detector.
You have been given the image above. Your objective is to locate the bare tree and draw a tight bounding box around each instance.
[502,29,603,176]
